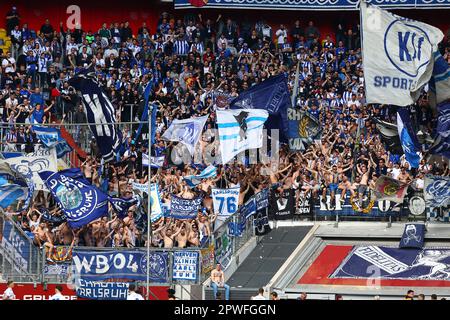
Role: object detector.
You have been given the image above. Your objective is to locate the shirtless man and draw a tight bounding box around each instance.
[323,165,340,207]
[175,221,189,248]
[161,224,183,249]
[397,167,412,184]
[33,222,54,261]
[357,162,372,204]
[210,264,230,300]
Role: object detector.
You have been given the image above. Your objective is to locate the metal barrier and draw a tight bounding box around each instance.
[0,213,42,283]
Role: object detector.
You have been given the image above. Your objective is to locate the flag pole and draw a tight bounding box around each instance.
[146,99,152,300]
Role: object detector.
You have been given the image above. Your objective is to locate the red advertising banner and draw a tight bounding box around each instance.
[0,283,170,300]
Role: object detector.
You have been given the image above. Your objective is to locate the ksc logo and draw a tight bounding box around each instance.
[384,21,432,78]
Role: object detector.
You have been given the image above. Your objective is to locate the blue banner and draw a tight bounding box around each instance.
[172,251,200,282]
[1,219,31,272]
[288,109,321,151]
[109,196,140,219]
[75,279,129,300]
[174,0,450,10]
[400,224,425,249]
[32,126,72,158]
[331,246,450,281]
[72,250,169,282]
[170,195,203,220]
[255,189,269,211]
[39,169,109,229]
[429,101,450,158]
[230,73,291,141]
[68,68,122,162]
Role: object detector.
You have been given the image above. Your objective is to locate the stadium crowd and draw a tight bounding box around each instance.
[1,8,449,255]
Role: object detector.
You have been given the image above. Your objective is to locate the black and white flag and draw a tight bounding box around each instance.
[69,68,122,162]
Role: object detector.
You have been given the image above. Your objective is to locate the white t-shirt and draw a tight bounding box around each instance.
[2,57,16,73]
[3,287,16,300]
[127,292,144,300]
[251,294,267,300]
[50,292,65,300]
[276,29,287,44]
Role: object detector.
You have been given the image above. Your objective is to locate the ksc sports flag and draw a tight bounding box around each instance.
[230,74,291,141]
[68,69,122,163]
[373,175,409,203]
[361,1,444,106]
[162,115,208,155]
[217,109,268,164]
[397,108,421,168]
[424,174,450,209]
[183,165,217,188]
[39,169,109,228]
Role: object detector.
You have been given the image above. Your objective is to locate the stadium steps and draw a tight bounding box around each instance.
[204,227,312,300]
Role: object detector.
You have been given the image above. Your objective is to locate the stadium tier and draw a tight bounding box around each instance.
[0,0,449,304]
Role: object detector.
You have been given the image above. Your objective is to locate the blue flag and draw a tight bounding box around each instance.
[162,115,208,155]
[133,83,158,145]
[68,68,122,162]
[0,162,34,213]
[39,169,109,228]
[109,196,140,219]
[31,126,72,158]
[183,165,217,188]
[397,108,421,168]
[399,223,425,249]
[230,73,291,141]
[429,101,450,158]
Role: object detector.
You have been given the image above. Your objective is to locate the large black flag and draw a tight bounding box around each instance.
[69,68,122,162]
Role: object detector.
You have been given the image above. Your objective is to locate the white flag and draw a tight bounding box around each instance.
[217,109,268,164]
[161,115,209,155]
[361,0,444,106]
[5,148,58,191]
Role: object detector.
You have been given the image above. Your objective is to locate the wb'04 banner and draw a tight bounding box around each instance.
[331,246,450,281]
[172,251,200,282]
[170,195,203,219]
[72,250,169,283]
[175,0,450,10]
[212,187,240,217]
[75,279,129,300]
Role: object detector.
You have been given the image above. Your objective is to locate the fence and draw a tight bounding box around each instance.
[0,213,42,283]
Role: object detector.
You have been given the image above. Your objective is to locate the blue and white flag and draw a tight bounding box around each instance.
[149,183,163,222]
[172,251,199,282]
[32,126,72,158]
[212,186,240,217]
[183,165,217,188]
[399,223,425,249]
[429,101,450,158]
[142,153,165,168]
[331,246,450,281]
[217,109,268,164]
[170,195,203,220]
[72,250,169,282]
[230,73,291,141]
[133,83,156,144]
[361,1,444,106]
[429,51,450,105]
[109,196,140,219]
[162,115,208,155]
[424,174,450,209]
[0,184,28,209]
[68,68,122,163]
[397,108,421,168]
[4,148,58,191]
[0,162,34,213]
[75,279,129,300]
[39,169,109,228]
